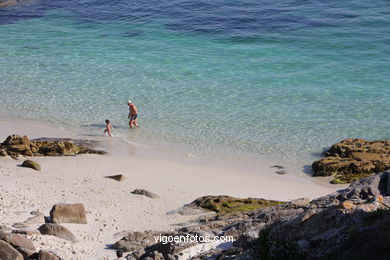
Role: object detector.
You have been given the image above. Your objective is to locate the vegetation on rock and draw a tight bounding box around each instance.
[312,138,390,183]
[190,195,284,214]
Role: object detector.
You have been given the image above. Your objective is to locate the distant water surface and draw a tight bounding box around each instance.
[0,0,390,168]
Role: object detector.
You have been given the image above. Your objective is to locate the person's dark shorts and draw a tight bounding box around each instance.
[129,114,138,120]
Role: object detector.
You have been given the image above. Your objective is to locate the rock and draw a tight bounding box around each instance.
[288,198,311,208]
[38,250,61,260]
[2,135,33,157]
[275,170,287,175]
[166,206,209,215]
[37,224,77,242]
[313,138,390,183]
[150,250,164,260]
[8,234,36,251]
[109,172,390,260]
[112,231,164,254]
[338,201,356,212]
[12,223,29,229]
[233,228,261,248]
[12,228,41,236]
[0,240,23,260]
[0,228,9,242]
[131,189,159,199]
[0,135,106,158]
[16,247,36,258]
[271,165,285,169]
[21,160,41,171]
[190,195,284,214]
[13,211,45,228]
[0,148,7,156]
[104,174,126,182]
[50,203,87,224]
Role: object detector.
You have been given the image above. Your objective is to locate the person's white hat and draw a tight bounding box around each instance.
[128,100,132,104]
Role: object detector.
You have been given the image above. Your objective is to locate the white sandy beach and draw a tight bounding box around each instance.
[0,117,345,259]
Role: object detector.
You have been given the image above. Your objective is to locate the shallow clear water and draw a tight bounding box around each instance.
[1,0,390,166]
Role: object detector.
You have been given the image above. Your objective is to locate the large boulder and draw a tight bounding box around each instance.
[0,240,23,260]
[50,203,87,224]
[312,138,390,183]
[38,224,77,242]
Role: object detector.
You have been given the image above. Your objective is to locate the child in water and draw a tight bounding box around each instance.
[104,119,113,137]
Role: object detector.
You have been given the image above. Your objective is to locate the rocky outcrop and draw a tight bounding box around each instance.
[111,172,390,260]
[312,138,390,183]
[21,159,41,171]
[38,224,78,242]
[190,195,284,214]
[0,135,106,159]
[50,203,87,224]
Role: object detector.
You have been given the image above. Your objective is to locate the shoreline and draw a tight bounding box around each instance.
[0,116,346,259]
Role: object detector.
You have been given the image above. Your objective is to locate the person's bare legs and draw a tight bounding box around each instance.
[129,120,134,128]
[134,119,139,127]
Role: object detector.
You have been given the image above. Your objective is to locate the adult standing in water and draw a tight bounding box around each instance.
[128,100,139,128]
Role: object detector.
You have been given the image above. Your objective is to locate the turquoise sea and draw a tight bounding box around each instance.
[1,0,390,167]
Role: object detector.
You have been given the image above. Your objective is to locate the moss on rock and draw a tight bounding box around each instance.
[313,138,390,184]
[330,173,373,184]
[190,195,284,214]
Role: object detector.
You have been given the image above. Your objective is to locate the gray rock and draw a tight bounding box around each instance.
[50,203,87,224]
[166,206,209,215]
[131,189,159,199]
[289,198,311,207]
[21,160,41,171]
[275,170,287,175]
[38,224,77,242]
